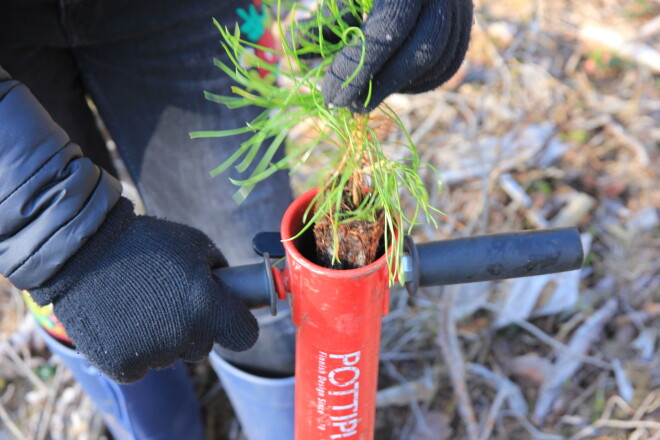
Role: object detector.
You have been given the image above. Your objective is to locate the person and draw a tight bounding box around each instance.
[0,0,472,423]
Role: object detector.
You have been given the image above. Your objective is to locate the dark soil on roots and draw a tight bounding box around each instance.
[313,208,385,270]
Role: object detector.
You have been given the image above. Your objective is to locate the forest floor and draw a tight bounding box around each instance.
[1,0,659,439]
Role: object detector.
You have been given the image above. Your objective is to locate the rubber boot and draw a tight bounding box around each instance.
[210,349,295,440]
[38,325,204,440]
[210,300,296,440]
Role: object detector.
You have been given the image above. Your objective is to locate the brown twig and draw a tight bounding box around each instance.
[0,395,27,440]
[533,298,619,424]
[437,286,480,440]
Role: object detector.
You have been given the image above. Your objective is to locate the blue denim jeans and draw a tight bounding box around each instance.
[0,0,296,375]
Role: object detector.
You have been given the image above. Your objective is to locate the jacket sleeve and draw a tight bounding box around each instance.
[0,65,122,290]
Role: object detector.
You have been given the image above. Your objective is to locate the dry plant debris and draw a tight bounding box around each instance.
[1,0,659,438]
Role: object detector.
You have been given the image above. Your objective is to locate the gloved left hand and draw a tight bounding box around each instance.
[28,197,258,383]
[296,0,474,113]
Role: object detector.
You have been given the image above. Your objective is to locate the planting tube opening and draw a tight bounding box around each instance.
[289,227,387,271]
[281,188,391,277]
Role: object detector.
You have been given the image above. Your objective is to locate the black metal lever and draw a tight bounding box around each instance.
[253,232,285,258]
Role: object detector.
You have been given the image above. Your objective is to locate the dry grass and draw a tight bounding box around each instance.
[1,0,659,438]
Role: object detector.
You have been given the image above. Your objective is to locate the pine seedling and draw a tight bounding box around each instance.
[190,0,440,283]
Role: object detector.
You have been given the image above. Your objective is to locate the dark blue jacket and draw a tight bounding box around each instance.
[0,66,122,290]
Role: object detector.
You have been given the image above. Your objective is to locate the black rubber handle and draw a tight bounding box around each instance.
[212,254,277,315]
[216,228,584,311]
[415,227,584,287]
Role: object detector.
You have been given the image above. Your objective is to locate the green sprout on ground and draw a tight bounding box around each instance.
[190,0,440,283]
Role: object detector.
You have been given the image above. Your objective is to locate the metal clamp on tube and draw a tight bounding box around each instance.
[403,227,584,295]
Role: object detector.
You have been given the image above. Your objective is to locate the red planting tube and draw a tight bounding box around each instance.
[211,190,585,440]
[280,188,391,440]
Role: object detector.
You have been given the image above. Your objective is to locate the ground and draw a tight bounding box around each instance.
[1,0,659,438]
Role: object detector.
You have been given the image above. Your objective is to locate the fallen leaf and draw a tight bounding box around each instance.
[410,412,453,440]
[507,353,553,384]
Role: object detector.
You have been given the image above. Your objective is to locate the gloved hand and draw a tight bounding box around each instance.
[295,0,473,113]
[29,198,258,383]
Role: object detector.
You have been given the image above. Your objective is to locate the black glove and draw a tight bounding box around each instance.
[29,198,258,383]
[296,0,473,113]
